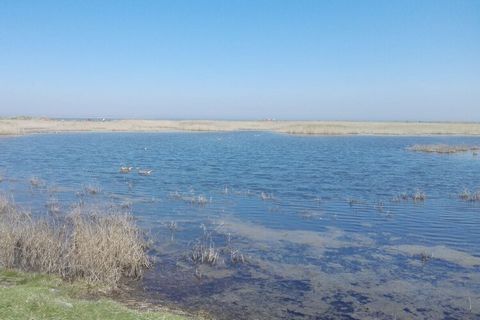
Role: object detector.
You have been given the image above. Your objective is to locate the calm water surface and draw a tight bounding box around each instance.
[1,132,479,319]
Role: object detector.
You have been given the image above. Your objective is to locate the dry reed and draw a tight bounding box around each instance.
[407,144,480,154]
[0,197,150,290]
[459,189,480,202]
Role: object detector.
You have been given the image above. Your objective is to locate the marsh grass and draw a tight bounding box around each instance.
[392,192,409,202]
[84,184,101,195]
[46,197,61,215]
[166,221,178,241]
[0,197,150,290]
[412,189,427,202]
[30,176,42,187]
[459,189,480,202]
[190,225,219,266]
[260,192,274,201]
[416,251,433,264]
[169,191,210,206]
[407,144,480,154]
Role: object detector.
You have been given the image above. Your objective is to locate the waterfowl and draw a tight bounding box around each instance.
[138,169,153,176]
[120,166,133,173]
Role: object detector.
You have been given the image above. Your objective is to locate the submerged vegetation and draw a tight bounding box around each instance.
[407,144,480,154]
[0,195,150,290]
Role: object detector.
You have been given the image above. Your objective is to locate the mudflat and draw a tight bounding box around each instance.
[1,118,480,136]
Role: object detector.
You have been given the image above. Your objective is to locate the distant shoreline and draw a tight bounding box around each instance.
[2,118,480,136]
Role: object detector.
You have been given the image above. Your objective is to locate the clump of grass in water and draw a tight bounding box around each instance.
[459,188,480,202]
[169,191,211,206]
[392,192,409,202]
[166,220,178,241]
[0,197,150,290]
[190,224,219,266]
[225,233,246,265]
[412,189,426,202]
[83,184,101,195]
[46,197,61,215]
[407,144,480,154]
[416,251,433,264]
[347,198,365,206]
[260,192,274,201]
[29,176,42,187]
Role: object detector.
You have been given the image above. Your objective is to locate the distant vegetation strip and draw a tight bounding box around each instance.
[407,144,480,154]
[2,118,480,135]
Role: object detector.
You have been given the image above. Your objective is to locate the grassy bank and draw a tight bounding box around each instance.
[0,269,188,320]
[1,118,480,136]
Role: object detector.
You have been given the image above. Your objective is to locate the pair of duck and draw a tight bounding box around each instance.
[120,167,152,176]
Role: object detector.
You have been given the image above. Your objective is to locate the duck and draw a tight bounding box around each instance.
[120,166,133,173]
[138,169,153,176]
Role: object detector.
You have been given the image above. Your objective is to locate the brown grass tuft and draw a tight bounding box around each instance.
[459,189,480,202]
[0,197,150,290]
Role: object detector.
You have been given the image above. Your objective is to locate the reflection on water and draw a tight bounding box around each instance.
[1,132,480,319]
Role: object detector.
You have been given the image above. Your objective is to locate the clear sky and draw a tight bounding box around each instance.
[0,0,479,120]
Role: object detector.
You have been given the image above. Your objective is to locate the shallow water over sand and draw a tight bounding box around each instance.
[1,132,480,319]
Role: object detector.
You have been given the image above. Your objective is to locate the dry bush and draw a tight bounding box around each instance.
[68,206,150,286]
[0,197,150,290]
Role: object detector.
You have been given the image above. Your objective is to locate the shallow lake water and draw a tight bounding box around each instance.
[1,132,480,319]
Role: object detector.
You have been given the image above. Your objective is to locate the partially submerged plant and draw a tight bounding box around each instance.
[412,189,426,202]
[169,191,211,206]
[84,184,101,195]
[374,201,385,213]
[46,197,61,215]
[392,192,409,202]
[190,224,220,266]
[347,198,364,206]
[29,176,42,187]
[225,233,246,265]
[459,188,480,202]
[260,192,274,201]
[417,251,433,264]
[166,220,178,241]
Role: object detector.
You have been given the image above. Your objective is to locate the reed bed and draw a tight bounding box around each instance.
[0,197,150,290]
[407,144,480,154]
[459,189,480,202]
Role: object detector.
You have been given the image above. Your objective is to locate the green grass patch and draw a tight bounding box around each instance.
[0,269,188,320]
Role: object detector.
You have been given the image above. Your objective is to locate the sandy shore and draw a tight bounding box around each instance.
[1,118,480,136]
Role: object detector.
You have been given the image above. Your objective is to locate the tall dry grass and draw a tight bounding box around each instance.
[407,144,480,154]
[0,196,150,290]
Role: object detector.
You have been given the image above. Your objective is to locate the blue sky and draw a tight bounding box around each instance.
[0,0,479,120]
